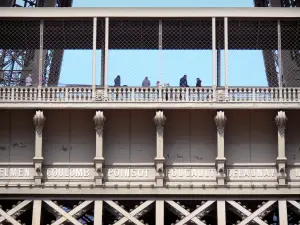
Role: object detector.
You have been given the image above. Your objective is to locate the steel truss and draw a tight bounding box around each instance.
[254,0,300,88]
[0,0,72,87]
[0,199,299,224]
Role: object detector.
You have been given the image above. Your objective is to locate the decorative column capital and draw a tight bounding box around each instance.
[94,111,106,136]
[154,111,166,137]
[215,111,226,136]
[33,111,46,136]
[275,111,287,137]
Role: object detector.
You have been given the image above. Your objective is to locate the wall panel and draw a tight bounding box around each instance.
[104,110,156,165]
[43,111,70,164]
[104,110,130,164]
[130,110,156,163]
[190,110,216,163]
[10,111,35,162]
[165,111,190,164]
[70,110,95,163]
[0,111,10,162]
[225,110,277,165]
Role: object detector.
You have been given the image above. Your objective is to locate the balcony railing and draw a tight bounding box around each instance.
[1,86,300,103]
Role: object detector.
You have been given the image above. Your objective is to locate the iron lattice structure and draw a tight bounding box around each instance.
[0,0,73,87]
[254,0,300,87]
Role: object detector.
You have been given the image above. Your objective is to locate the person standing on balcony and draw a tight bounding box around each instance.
[25,74,32,87]
[142,77,151,87]
[180,74,189,87]
[114,75,121,87]
[196,78,202,87]
[156,81,160,87]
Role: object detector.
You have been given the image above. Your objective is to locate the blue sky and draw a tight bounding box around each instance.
[59,0,268,87]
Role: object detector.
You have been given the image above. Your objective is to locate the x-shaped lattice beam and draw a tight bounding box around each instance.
[288,200,300,216]
[166,201,205,225]
[105,200,149,225]
[172,200,215,225]
[227,200,276,225]
[44,200,92,225]
[111,200,154,225]
[0,200,32,225]
[227,201,268,225]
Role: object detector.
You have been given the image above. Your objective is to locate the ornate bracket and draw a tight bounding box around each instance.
[154,111,166,137]
[33,111,46,136]
[93,111,106,136]
[275,111,287,137]
[215,111,226,136]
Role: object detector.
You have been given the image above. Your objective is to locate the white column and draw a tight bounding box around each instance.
[158,20,163,83]
[104,17,109,88]
[32,200,42,225]
[278,200,288,225]
[33,111,46,185]
[92,17,97,99]
[224,17,229,100]
[217,201,226,225]
[38,20,44,88]
[215,111,227,185]
[278,20,283,100]
[93,111,106,185]
[212,17,216,101]
[156,200,164,225]
[275,111,288,185]
[154,111,166,186]
[94,200,103,225]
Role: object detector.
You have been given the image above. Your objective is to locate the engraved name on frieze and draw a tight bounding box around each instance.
[1,167,299,179]
[108,168,150,177]
[45,168,90,178]
[0,168,30,177]
[227,168,276,178]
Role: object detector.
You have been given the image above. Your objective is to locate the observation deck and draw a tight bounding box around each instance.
[0,7,300,109]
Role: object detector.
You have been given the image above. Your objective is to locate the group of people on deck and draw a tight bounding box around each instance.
[114,74,202,88]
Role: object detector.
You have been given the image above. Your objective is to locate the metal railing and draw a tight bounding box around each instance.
[1,86,300,103]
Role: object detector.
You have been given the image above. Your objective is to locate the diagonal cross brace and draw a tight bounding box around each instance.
[44,200,83,225]
[227,201,267,225]
[0,208,22,225]
[166,201,204,225]
[51,201,93,225]
[238,201,276,225]
[105,200,145,225]
[114,201,154,225]
[288,200,300,211]
[175,201,215,225]
[0,200,31,223]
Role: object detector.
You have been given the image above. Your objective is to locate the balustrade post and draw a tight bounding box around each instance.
[154,111,166,186]
[215,111,227,185]
[275,111,288,185]
[33,111,46,185]
[93,111,106,185]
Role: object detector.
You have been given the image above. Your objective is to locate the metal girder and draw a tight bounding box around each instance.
[0,200,32,223]
[175,201,215,225]
[0,0,72,87]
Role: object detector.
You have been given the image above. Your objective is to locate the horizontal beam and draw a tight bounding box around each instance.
[0,7,299,19]
[1,102,300,109]
[0,186,300,195]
